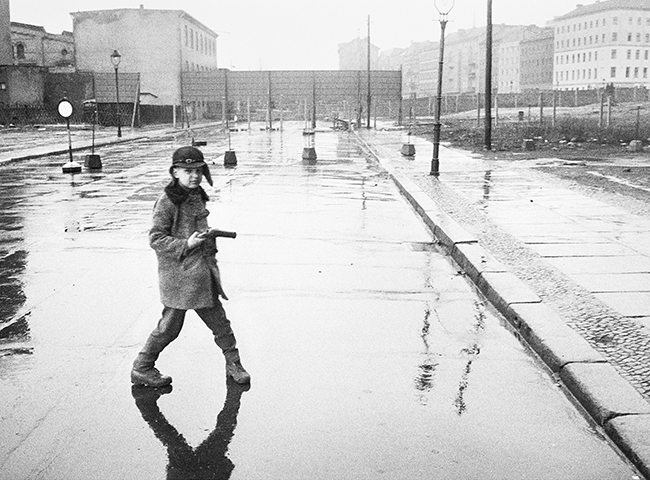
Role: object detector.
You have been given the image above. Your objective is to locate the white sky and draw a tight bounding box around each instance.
[9,0,580,70]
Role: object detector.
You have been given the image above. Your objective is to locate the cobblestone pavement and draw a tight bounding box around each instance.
[359,128,650,401]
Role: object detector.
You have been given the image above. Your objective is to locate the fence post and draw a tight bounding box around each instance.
[495,93,499,126]
[607,95,612,127]
[477,92,481,127]
[599,92,604,128]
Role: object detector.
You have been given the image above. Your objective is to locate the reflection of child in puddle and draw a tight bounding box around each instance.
[131,380,249,480]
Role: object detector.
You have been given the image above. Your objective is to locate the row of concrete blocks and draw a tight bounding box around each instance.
[357,138,650,479]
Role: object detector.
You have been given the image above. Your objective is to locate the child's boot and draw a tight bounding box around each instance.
[131,335,172,387]
[226,360,251,384]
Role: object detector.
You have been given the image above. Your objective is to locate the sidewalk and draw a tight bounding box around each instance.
[0,122,219,165]
[357,127,650,478]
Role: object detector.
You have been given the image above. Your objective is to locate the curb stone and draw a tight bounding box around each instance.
[606,415,650,480]
[356,131,650,479]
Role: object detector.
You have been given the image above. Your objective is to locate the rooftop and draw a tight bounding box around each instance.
[553,0,650,21]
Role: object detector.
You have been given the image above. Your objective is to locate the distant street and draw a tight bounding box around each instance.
[0,123,641,479]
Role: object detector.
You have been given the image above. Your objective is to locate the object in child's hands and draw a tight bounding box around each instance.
[198,228,237,239]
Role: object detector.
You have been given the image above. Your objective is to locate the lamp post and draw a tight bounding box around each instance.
[110,49,122,138]
[431,0,454,176]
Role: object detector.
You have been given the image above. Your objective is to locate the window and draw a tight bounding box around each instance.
[185,26,188,46]
[634,67,639,78]
[190,28,194,48]
[647,34,650,43]
[628,49,632,59]
[611,66,616,77]
[626,67,630,78]
[613,33,618,41]
[629,17,633,25]
[637,33,642,42]
[644,67,648,78]
[636,50,640,59]
[628,33,633,42]
[15,42,25,59]
[612,49,617,59]
[613,17,618,25]
[646,50,649,60]
[583,53,586,62]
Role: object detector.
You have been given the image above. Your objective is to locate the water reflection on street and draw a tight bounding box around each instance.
[0,122,641,479]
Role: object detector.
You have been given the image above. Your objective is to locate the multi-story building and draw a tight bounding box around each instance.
[71,6,218,108]
[11,22,74,71]
[0,0,11,65]
[552,0,650,90]
[338,37,379,70]
[442,25,543,95]
[520,28,554,91]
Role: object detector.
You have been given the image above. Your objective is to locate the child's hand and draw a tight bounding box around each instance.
[187,231,206,249]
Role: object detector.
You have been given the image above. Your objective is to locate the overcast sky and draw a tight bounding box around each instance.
[9,0,580,70]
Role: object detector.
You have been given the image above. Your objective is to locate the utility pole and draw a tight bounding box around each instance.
[367,15,372,129]
[485,0,493,151]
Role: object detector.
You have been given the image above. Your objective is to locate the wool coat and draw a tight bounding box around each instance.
[149,189,227,310]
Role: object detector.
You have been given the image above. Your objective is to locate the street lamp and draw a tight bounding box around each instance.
[431,0,454,176]
[110,49,122,138]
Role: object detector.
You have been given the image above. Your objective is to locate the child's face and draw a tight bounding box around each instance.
[173,166,203,189]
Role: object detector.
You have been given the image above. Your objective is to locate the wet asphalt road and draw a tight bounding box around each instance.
[0,123,641,479]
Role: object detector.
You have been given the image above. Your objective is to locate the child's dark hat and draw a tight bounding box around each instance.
[170,146,213,186]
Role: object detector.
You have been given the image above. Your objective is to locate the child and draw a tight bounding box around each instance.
[131,146,250,387]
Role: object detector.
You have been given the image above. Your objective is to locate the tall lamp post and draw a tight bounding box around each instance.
[110,49,122,138]
[431,0,454,176]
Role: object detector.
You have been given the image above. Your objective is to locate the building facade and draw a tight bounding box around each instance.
[338,37,380,70]
[552,0,650,90]
[11,22,74,71]
[520,28,554,91]
[71,7,218,107]
[0,0,12,65]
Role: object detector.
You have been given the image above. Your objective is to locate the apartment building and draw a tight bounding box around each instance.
[338,37,380,70]
[71,6,218,107]
[520,28,554,91]
[552,0,650,90]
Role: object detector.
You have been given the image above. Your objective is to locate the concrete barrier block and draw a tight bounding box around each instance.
[476,271,541,315]
[452,243,507,283]
[628,140,643,152]
[605,414,650,480]
[510,303,605,371]
[560,363,650,426]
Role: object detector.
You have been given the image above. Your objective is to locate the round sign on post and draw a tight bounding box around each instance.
[58,98,82,173]
[58,99,73,119]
